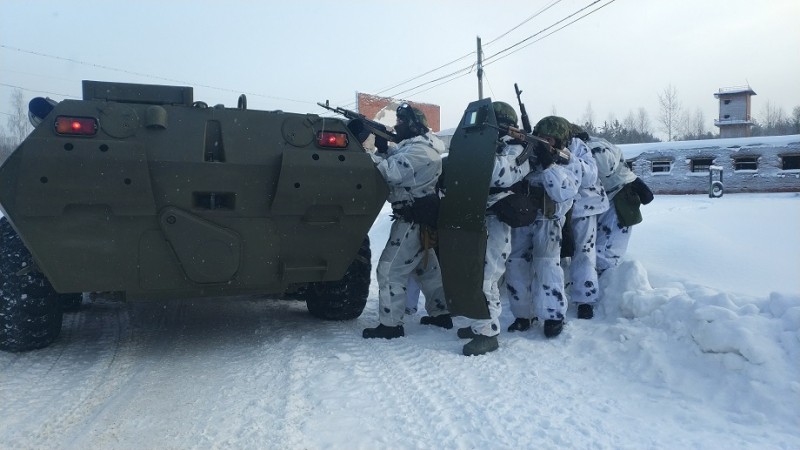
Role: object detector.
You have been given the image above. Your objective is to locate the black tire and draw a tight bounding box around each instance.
[0,217,63,352]
[305,237,371,320]
[710,181,724,198]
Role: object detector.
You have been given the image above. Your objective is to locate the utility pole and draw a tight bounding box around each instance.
[476,36,483,99]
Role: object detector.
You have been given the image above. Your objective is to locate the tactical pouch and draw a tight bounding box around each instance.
[411,194,441,228]
[613,182,643,227]
[489,194,537,228]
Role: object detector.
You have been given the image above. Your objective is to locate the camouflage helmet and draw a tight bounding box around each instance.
[533,116,572,146]
[570,123,590,141]
[492,101,518,127]
[396,102,429,134]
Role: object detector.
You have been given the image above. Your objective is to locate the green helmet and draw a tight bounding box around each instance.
[570,123,589,141]
[396,102,429,134]
[492,101,518,127]
[533,116,572,146]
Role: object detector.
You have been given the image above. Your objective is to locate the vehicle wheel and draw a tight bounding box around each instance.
[305,237,371,320]
[0,217,63,352]
[710,181,724,198]
[60,293,83,312]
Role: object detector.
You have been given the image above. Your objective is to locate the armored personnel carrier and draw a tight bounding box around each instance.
[0,80,387,352]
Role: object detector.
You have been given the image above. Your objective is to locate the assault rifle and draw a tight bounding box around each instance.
[487,122,571,166]
[317,100,398,143]
[514,83,532,133]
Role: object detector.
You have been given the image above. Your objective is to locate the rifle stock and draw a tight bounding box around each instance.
[317,100,398,143]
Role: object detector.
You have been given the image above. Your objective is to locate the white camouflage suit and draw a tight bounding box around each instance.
[588,137,637,274]
[467,136,530,337]
[564,137,609,305]
[372,133,448,327]
[505,155,579,321]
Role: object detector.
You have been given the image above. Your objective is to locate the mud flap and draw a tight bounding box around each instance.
[437,98,498,319]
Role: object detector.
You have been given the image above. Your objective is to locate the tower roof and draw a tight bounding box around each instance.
[714,86,756,98]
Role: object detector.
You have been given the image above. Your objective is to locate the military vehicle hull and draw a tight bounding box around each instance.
[0,81,387,351]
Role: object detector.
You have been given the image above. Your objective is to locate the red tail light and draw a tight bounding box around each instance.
[55,116,98,136]
[317,131,348,148]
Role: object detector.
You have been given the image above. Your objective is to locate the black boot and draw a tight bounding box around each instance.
[507,317,532,332]
[420,313,453,329]
[457,327,478,339]
[543,319,563,338]
[577,303,594,320]
[462,335,499,356]
[362,324,404,339]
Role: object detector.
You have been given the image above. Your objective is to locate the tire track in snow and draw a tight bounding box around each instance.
[0,296,130,448]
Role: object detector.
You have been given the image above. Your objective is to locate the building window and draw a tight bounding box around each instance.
[690,157,714,173]
[733,156,758,171]
[782,154,800,170]
[724,99,731,105]
[651,160,672,173]
[724,114,730,119]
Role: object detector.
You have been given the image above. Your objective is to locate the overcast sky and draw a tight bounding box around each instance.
[2,0,798,139]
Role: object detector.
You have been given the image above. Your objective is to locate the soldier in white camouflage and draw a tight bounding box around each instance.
[362,104,451,339]
[504,116,579,339]
[456,101,531,356]
[563,124,610,320]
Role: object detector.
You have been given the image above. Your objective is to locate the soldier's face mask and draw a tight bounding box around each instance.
[396,103,414,124]
[395,103,420,139]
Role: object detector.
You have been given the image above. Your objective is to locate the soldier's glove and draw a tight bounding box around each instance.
[630,177,654,205]
[347,119,371,144]
[374,135,389,154]
[532,140,554,169]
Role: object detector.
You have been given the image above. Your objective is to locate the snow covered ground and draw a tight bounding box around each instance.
[1,193,798,449]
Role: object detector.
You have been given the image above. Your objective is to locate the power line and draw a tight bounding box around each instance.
[0,44,314,106]
[389,0,617,101]
[482,0,604,65]
[336,0,569,104]
[484,0,565,45]
[1,1,618,110]
[0,82,76,98]
[366,0,566,101]
[485,0,617,66]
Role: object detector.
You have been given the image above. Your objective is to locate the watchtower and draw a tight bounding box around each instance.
[714,86,756,138]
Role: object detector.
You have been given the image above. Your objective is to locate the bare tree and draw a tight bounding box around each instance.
[6,89,30,146]
[792,106,800,134]
[657,84,681,141]
[634,107,651,134]
[760,100,785,130]
[581,101,595,130]
[694,109,706,136]
[623,110,637,131]
[679,107,707,139]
